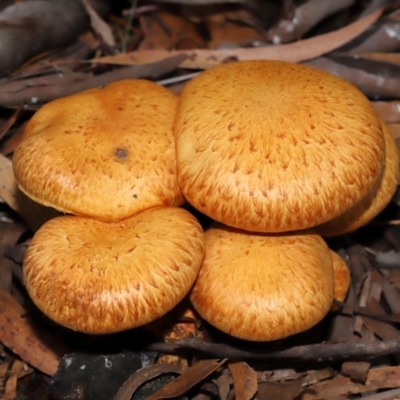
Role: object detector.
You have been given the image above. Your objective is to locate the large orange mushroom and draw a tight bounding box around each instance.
[175,60,385,233]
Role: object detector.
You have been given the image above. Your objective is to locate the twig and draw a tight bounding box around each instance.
[144,337,400,361]
[156,71,200,86]
[0,101,24,141]
[0,54,187,107]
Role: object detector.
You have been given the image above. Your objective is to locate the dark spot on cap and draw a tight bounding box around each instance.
[115,147,129,160]
[133,194,137,198]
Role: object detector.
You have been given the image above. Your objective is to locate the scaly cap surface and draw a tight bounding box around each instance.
[23,206,205,334]
[13,79,184,221]
[190,224,334,341]
[175,60,385,232]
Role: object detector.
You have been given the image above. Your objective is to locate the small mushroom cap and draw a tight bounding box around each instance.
[13,79,184,221]
[190,224,334,341]
[330,250,351,311]
[175,60,385,232]
[23,206,205,334]
[315,118,400,236]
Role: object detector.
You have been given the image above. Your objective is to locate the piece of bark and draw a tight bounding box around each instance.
[341,361,371,383]
[0,0,111,77]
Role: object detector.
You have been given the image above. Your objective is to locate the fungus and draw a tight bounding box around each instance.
[23,206,205,334]
[13,79,184,222]
[174,60,385,232]
[315,118,399,236]
[330,250,351,311]
[190,224,334,341]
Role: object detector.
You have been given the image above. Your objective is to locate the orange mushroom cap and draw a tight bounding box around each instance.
[190,224,334,341]
[23,206,205,334]
[175,60,385,232]
[13,79,184,221]
[315,118,400,236]
[330,250,351,311]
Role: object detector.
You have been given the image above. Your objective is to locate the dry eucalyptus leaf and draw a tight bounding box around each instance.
[81,0,115,46]
[146,359,227,400]
[214,371,233,400]
[0,289,67,376]
[258,379,304,400]
[267,0,355,44]
[2,359,24,400]
[93,8,382,68]
[361,297,400,340]
[0,54,187,107]
[114,364,182,400]
[228,362,257,400]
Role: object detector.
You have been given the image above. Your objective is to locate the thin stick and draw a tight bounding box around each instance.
[145,337,400,361]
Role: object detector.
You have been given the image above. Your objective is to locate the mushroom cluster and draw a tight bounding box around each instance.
[13,60,399,341]
[13,79,205,334]
[174,60,399,340]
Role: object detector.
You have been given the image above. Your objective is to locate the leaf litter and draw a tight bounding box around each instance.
[1,1,400,399]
